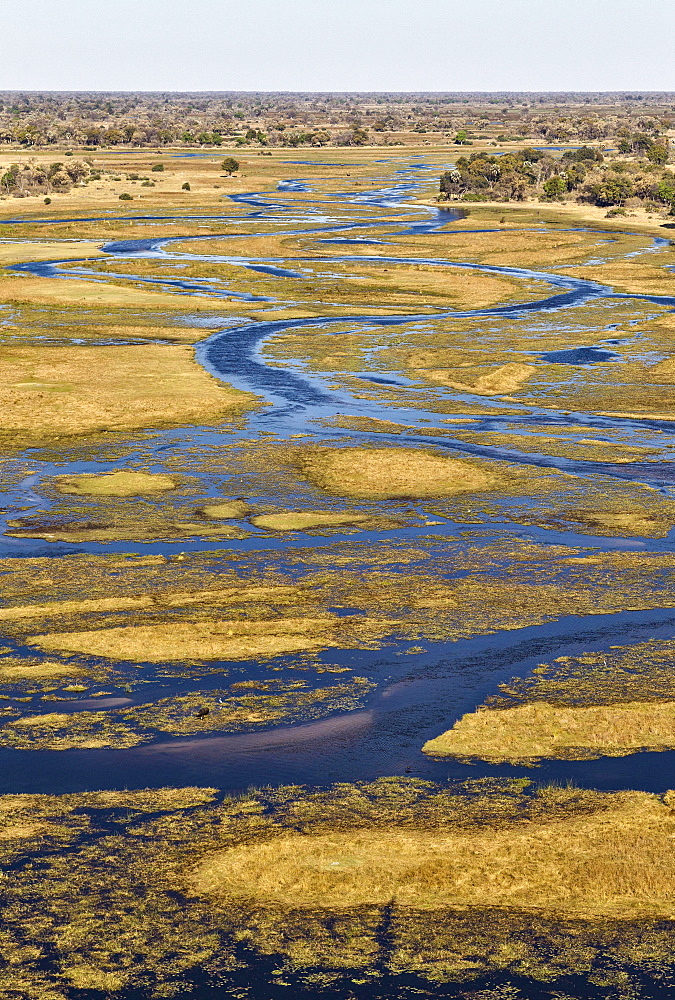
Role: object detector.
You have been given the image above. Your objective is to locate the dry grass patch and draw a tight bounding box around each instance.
[193,789,675,918]
[251,510,370,532]
[415,362,537,397]
[0,657,84,680]
[423,700,675,763]
[298,447,496,499]
[0,241,104,264]
[3,777,675,992]
[0,343,256,440]
[1,273,244,313]
[29,614,366,662]
[54,471,177,496]
[199,499,251,519]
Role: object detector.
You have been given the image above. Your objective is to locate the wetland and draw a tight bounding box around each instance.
[2,109,675,998]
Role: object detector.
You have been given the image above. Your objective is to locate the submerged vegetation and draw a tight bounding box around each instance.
[1,92,675,998]
[2,779,675,997]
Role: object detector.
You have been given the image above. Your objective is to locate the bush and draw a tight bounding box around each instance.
[151,163,164,172]
[119,192,133,200]
[44,197,51,204]
[221,157,239,175]
[181,182,191,191]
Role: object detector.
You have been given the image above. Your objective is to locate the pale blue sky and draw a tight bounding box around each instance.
[1,0,673,92]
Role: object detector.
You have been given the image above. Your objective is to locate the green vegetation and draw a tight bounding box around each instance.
[440,144,674,211]
[221,156,239,174]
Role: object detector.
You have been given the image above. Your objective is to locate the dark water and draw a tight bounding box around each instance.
[4,155,675,1000]
[4,166,675,801]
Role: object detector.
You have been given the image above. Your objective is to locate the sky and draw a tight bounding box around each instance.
[1,0,673,93]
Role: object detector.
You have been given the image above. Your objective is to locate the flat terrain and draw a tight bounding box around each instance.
[2,120,675,999]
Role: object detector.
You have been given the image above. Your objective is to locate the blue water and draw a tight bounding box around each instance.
[2,157,675,801]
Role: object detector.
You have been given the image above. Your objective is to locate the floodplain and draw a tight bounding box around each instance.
[2,106,675,1000]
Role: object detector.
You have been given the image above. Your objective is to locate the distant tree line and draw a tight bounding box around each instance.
[0,92,673,151]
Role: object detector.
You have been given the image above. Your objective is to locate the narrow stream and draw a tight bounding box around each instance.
[2,160,675,797]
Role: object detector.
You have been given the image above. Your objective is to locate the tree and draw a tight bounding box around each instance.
[543,175,567,199]
[588,175,634,206]
[656,179,675,206]
[647,144,669,166]
[221,157,239,175]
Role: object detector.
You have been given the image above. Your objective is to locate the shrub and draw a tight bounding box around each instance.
[151,163,164,172]
[181,182,191,191]
[119,192,133,200]
[44,197,51,204]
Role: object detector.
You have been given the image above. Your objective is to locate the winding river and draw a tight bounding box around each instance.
[2,160,675,797]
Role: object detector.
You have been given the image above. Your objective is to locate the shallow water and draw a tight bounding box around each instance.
[4,166,675,794]
[6,154,675,1000]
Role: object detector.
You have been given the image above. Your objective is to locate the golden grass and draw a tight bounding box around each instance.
[54,471,177,495]
[4,518,250,543]
[423,700,675,763]
[298,447,495,499]
[559,258,675,296]
[497,640,675,708]
[29,614,357,661]
[0,657,84,680]
[0,241,104,264]
[251,510,370,531]
[0,343,256,440]
[1,274,240,313]
[416,362,537,396]
[2,777,675,993]
[0,583,305,621]
[3,537,675,662]
[192,789,675,918]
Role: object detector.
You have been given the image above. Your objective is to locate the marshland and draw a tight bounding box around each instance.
[1,90,675,999]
